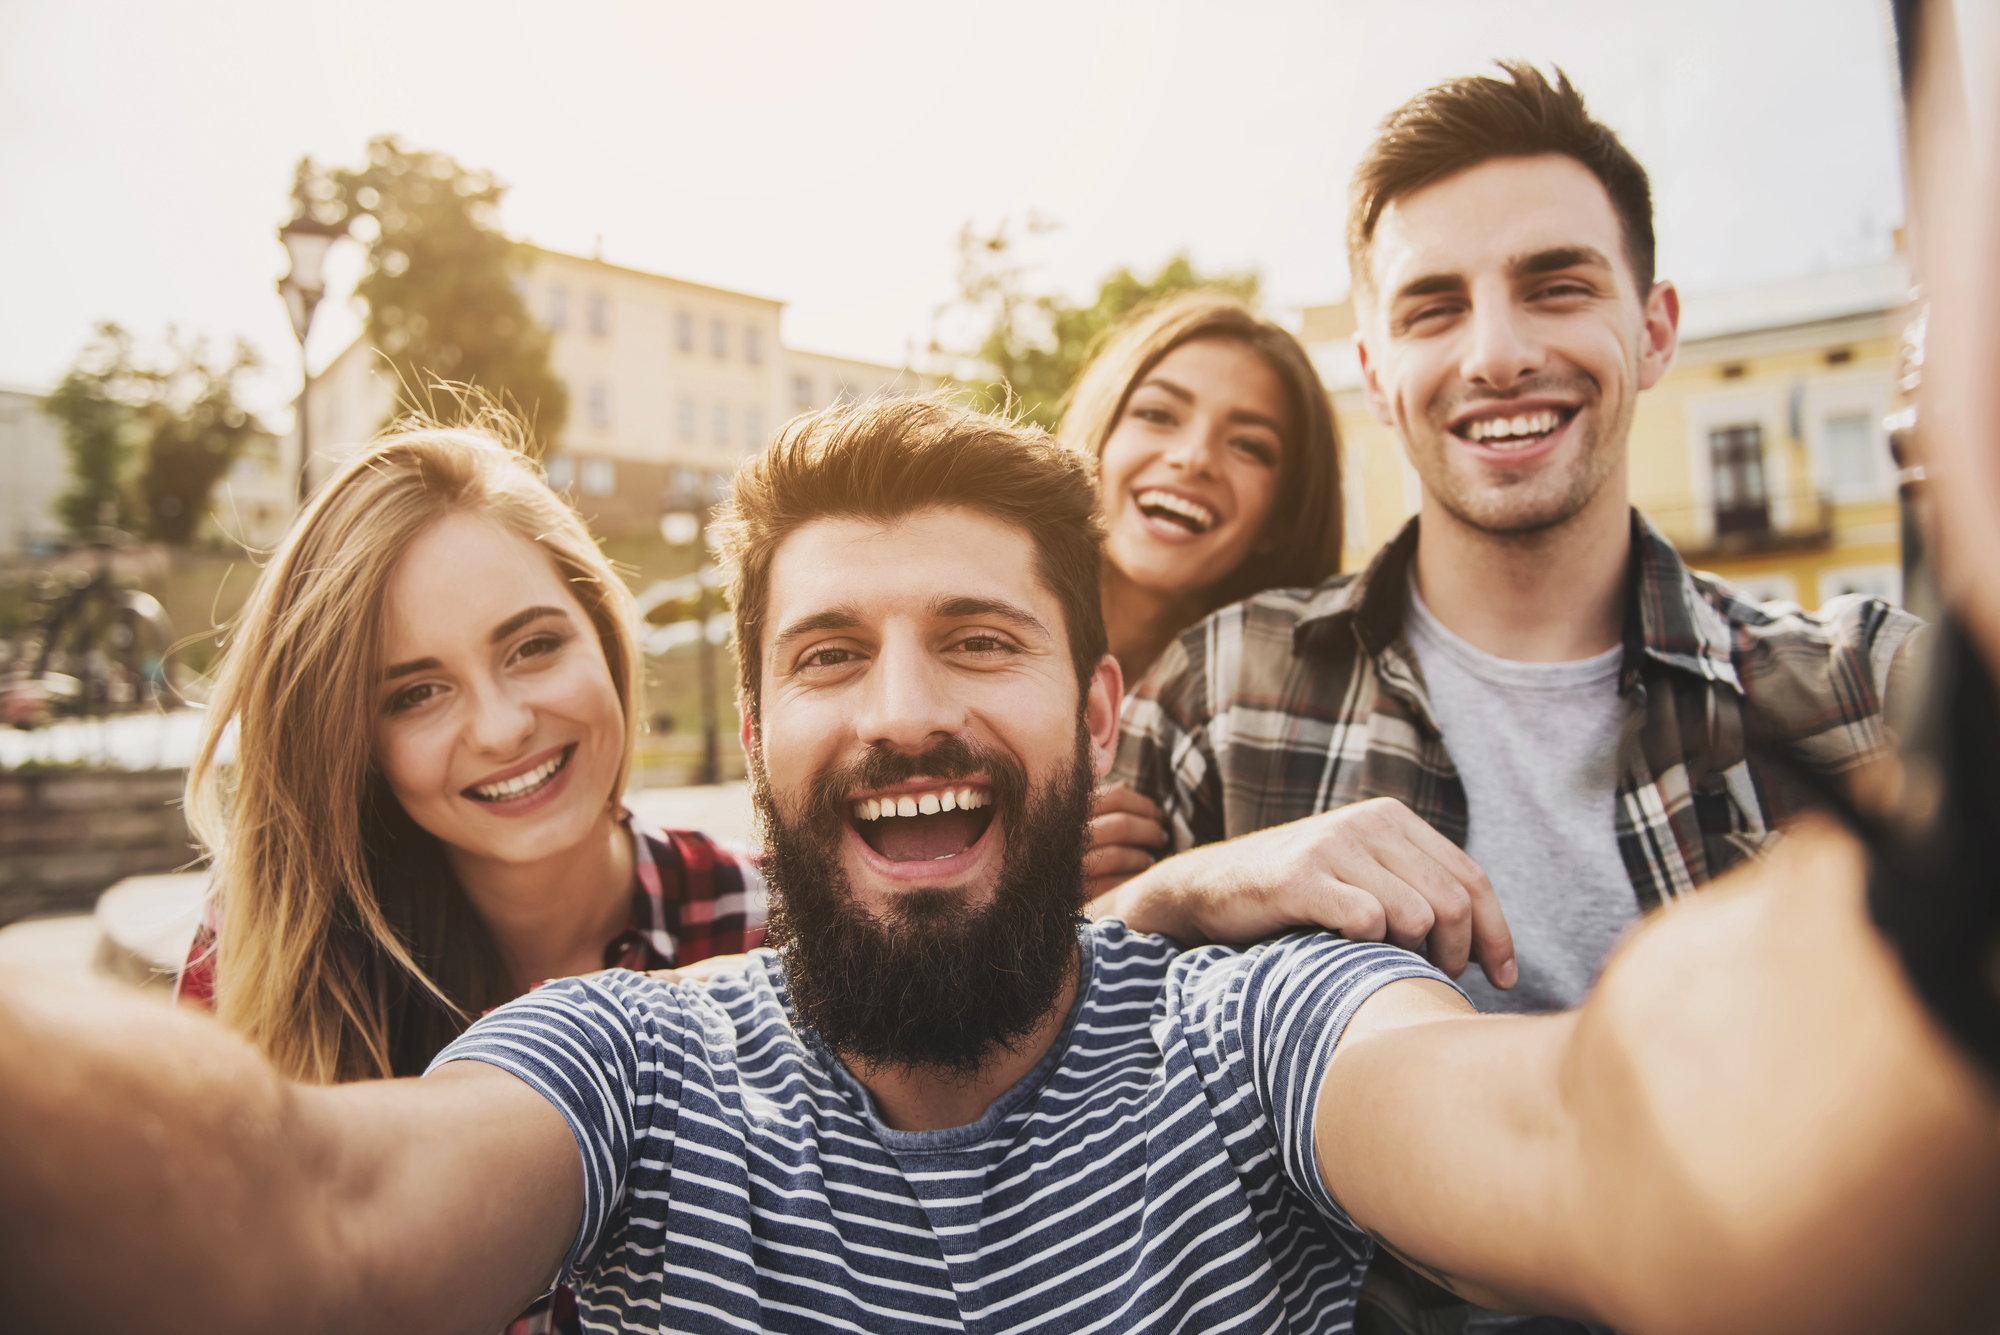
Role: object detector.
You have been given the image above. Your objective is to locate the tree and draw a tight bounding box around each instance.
[42,323,268,543]
[293,138,568,456]
[932,218,1260,430]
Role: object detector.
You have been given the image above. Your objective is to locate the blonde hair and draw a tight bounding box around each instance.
[1057,290,1344,607]
[186,420,642,1083]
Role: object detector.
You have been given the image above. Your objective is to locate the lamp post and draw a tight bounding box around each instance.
[663,468,730,787]
[277,213,344,506]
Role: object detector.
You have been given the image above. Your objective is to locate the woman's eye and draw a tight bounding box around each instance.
[1231,438,1278,467]
[386,682,438,714]
[514,632,564,663]
[1131,406,1175,425]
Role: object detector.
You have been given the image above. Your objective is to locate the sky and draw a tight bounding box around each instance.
[0,0,1909,420]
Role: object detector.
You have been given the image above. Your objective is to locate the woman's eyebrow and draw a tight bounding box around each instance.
[489,605,571,643]
[382,607,571,682]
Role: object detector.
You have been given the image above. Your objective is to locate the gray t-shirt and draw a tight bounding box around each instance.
[1404,583,1638,1014]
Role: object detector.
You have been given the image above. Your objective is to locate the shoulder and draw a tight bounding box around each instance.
[1689,570,1924,692]
[1131,577,1365,718]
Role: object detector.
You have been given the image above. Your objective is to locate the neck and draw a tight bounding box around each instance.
[845,959,1079,1133]
[1411,473,1631,663]
[445,804,635,996]
[1102,564,1208,689]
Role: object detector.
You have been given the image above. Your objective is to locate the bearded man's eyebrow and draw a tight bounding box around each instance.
[931,596,1049,639]
[772,607,862,654]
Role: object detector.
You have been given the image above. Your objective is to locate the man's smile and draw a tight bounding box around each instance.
[849,780,996,863]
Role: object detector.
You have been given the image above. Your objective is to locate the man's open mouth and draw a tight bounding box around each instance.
[1135,488,1217,534]
[465,745,574,802]
[850,784,994,862]
[1451,407,1576,451]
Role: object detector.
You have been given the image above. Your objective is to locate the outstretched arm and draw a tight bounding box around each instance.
[0,970,581,1335]
[1317,821,2000,1334]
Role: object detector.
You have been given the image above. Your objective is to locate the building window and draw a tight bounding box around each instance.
[1709,424,1769,536]
[1824,410,1877,494]
[712,403,730,444]
[587,291,610,338]
[547,285,570,333]
[711,318,728,359]
[792,375,812,411]
[581,458,616,496]
[677,397,696,441]
[545,455,575,491]
[744,407,763,449]
[1819,563,1901,607]
[744,326,763,365]
[587,383,611,430]
[676,312,694,354]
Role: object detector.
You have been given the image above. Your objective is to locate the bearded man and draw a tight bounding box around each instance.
[1,397,1995,1335]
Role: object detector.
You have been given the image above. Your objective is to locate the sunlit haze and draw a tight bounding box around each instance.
[0,0,1904,420]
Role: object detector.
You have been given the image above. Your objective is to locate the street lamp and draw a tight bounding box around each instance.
[663,468,731,786]
[277,213,345,505]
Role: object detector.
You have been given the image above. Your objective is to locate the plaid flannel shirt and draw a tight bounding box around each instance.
[1113,513,1923,910]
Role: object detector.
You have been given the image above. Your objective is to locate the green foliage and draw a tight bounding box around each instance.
[294,137,569,456]
[42,323,268,543]
[933,218,1259,430]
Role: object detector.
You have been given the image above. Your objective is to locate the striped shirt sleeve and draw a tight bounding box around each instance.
[427,972,676,1286]
[1175,934,1455,1230]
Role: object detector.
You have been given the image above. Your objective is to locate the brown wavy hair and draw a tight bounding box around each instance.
[185,418,642,1083]
[1056,291,1343,607]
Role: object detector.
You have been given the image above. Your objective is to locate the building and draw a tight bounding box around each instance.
[0,386,68,559]
[1305,258,1909,609]
[283,248,926,538]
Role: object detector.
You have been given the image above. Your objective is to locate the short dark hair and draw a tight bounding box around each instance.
[1057,290,1344,605]
[1348,62,1656,298]
[715,396,1107,716]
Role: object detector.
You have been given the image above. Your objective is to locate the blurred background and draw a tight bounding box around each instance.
[0,0,1937,976]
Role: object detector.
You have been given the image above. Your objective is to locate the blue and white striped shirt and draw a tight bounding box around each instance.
[434,921,1447,1333]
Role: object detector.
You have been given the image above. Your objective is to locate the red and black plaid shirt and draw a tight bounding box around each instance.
[174,810,766,1335]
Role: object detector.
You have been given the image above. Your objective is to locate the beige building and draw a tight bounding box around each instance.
[278,248,926,540]
[1305,258,1909,609]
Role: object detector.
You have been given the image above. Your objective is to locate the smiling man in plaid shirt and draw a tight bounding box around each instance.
[1097,62,1922,1020]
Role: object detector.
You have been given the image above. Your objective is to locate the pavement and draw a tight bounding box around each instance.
[0,782,759,988]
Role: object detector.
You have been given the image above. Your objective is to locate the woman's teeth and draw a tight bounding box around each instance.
[852,786,990,821]
[1463,410,1564,447]
[470,749,569,801]
[1135,489,1217,533]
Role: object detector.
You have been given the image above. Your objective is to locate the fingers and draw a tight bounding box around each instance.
[1092,783,1163,823]
[1388,818,1514,988]
[1089,810,1167,852]
[1083,842,1157,881]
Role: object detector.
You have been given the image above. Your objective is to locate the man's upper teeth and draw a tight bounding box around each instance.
[1136,489,1216,530]
[475,753,563,799]
[1466,410,1561,442]
[852,786,991,820]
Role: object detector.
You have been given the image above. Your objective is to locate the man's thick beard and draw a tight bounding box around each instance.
[755,727,1094,1082]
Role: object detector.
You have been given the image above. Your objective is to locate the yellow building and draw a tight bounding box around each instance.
[1304,258,1910,610]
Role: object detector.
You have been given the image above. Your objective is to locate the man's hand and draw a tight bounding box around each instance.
[1084,783,1169,899]
[1092,797,1518,989]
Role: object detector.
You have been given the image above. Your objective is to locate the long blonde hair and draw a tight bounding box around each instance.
[186,420,642,1083]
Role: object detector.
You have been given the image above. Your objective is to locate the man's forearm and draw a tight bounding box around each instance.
[0,969,346,1334]
[1324,825,2000,1334]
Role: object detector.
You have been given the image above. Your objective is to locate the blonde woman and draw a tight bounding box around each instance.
[1059,292,1343,894]
[177,423,761,1332]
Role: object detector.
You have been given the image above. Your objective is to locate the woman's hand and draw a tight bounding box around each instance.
[1084,783,1169,899]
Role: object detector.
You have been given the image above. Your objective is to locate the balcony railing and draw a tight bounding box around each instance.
[1639,489,1836,560]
